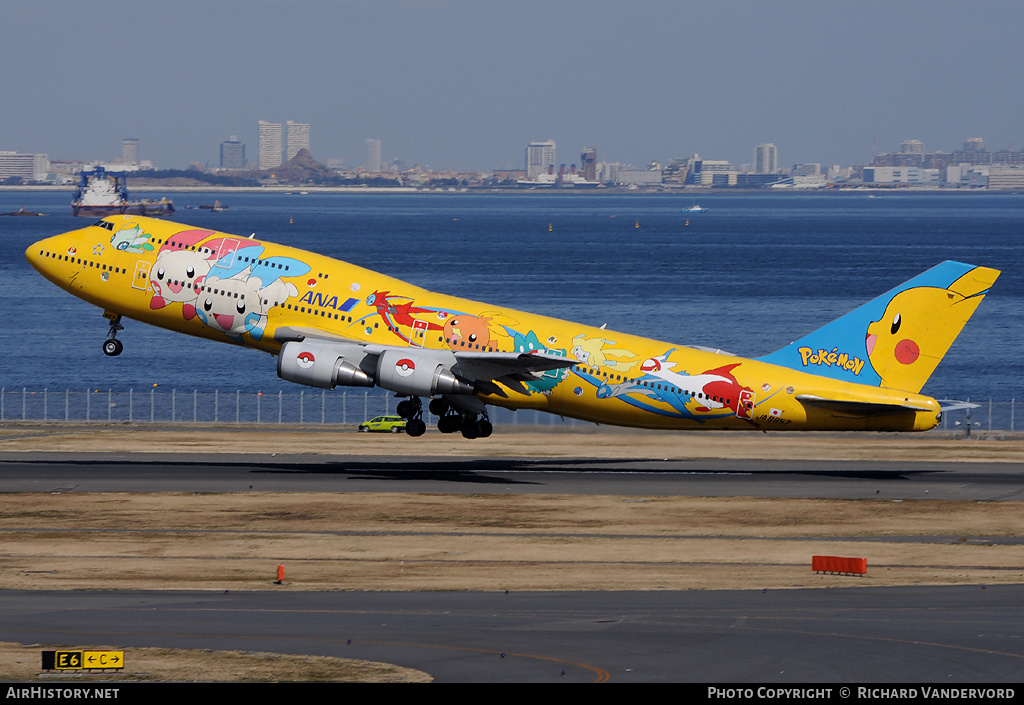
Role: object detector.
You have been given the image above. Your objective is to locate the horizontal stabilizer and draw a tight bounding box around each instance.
[796,394,933,416]
[936,399,981,412]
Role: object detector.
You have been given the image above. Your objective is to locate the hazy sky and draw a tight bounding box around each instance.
[4,1,1023,171]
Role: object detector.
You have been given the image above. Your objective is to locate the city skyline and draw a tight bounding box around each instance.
[3,1,1023,171]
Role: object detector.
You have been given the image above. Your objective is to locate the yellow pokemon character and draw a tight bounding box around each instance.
[866,267,999,392]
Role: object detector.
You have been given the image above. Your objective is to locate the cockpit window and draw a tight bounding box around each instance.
[93,220,114,231]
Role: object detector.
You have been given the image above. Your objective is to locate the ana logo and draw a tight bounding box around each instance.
[395,358,416,377]
[296,351,315,368]
[640,358,662,373]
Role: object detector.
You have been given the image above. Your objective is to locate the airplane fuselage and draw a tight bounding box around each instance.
[27,215,972,434]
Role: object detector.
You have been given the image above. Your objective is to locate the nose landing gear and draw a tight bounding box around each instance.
[102,312,124,357]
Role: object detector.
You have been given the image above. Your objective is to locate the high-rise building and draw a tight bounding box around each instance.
[0,151,49,181]
[258,120,283,171]
[754,143,778,174]
[580,147,597,182]
[220,135,246,169]
[964,137,986,152]
[526,140,556,180]
[286,121,310,161]
[901,139,925,155]
[366,139,381,172]
[122,138,140,166]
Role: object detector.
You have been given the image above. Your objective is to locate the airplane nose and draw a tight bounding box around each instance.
[26,231,83,275]
[25,236,54,271]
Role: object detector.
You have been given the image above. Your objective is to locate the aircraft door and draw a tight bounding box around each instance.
[132,261,151,291]
[737,390,756,419]
[214,239,246,269]
[409,319,429,348]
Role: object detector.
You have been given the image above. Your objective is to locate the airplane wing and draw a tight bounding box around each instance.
[274,325,362,345]
[274,326,574,397]
[453,350,576,397]
[796,394,934,416]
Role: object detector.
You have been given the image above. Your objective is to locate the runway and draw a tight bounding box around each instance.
[1,587,1022,683]
[0,452,1022,683]
[1,452,1023,500]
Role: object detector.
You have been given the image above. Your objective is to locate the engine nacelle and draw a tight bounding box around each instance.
[376,348,475,397]
[277,341,475,397]
[277,340,375,389]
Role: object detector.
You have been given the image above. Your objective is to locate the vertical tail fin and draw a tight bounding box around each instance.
[757,261,999,393]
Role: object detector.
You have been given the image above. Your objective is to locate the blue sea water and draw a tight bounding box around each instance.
[1,190,1021,402]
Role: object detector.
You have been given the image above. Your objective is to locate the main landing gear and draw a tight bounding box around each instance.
[102,313,124,357]
[429,397,492,439]
[396,397,426,437]
[396,396,493,439]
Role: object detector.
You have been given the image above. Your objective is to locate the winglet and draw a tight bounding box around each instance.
[758,261,999,393]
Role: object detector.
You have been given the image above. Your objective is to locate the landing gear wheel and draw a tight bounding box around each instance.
[437,414,461,434]
[397,398,421,419]
[405,418,426,437]
[461,416,480,439]
[477,419,493,438]
[428,397,449,417]
[102,313,124,357]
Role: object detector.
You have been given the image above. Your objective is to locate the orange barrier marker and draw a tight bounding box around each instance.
[275,564,285,584]
[812,555,867,575]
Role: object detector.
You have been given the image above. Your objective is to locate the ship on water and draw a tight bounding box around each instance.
[1,206,46,216]
[71,167,174,217]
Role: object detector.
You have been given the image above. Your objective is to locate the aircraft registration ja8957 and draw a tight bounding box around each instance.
[27,215,999,439]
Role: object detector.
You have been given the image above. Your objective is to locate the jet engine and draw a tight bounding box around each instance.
[277,340,375,389]
[375,348,474,396]
[277,340,474,396]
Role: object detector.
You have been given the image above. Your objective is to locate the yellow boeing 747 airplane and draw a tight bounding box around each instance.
[27,215,999,439]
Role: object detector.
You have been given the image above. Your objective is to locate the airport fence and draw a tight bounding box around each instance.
[0,387,1019,432]
[0,387,591,429]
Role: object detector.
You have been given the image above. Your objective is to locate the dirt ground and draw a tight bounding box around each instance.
[0,642,430,683]
[2,423,1023,462]
[1,425,1021,681]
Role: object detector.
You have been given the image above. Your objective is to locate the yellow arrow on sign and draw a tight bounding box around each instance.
[84,651,124,668]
